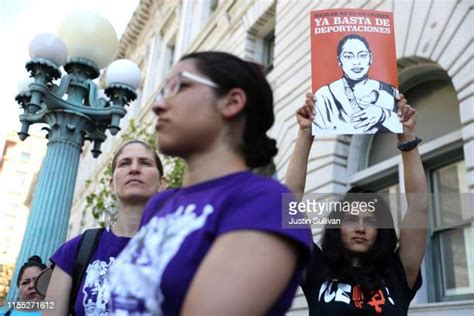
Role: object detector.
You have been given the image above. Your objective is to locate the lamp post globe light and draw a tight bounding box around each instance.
[7,12,140,300]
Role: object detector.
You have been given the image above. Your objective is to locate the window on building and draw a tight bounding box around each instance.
[150,42,175,103]
[143,43,155,106]
[261,29,275,74]
[243,1,275,74]
[350,60,471,302]
[431,160,473,299]
[129,57,146,119]
[159,43,175,81]
[210,0,219,13]
[175,0,216,57]
[20,152,31,161]
[377,183,401,234]
[166,45,175,71]
[251,25,275,75]
[15,171,27,186]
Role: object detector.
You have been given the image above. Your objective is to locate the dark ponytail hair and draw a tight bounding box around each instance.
[180,51,277,168]
[321,187,398,295]
[17,255,47,287]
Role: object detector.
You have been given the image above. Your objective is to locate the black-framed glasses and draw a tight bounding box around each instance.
[155,71,219,101]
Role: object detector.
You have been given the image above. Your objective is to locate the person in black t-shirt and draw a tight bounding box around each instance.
[285,93,428,315]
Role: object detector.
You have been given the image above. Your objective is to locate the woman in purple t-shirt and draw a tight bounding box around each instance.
[108,52,312,315]
[44,140,166,316]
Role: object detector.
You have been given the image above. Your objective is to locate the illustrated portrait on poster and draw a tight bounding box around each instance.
[310,9,403,135]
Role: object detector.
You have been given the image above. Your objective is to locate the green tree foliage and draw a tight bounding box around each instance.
[163,156,186,188]
[0,263,14,305]
[84,119,184,223]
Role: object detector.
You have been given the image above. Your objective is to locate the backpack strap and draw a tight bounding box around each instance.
[69,228,104,315]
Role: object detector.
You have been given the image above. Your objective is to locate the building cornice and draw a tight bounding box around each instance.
[117,0,157,59]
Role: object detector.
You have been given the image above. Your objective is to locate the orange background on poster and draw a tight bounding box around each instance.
[310,9,398,93]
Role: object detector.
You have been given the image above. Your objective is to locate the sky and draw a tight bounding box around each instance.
[0,0,140,150]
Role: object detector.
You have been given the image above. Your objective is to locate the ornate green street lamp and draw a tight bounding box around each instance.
[7,12,140,300]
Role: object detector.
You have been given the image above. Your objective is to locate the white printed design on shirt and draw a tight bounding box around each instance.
[82,257,115,316]
[110,204,214,315]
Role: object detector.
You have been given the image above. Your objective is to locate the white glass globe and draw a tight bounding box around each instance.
[29,33,67,66]
[17,76,34,93]
[57,11,118,69]
[106,59,141,89]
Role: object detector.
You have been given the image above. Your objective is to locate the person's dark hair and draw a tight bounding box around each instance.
[111,140,164,177]
[17,255,47,287]
[180,51,277,168]
[337,34,371,60]
[320,187,398,295]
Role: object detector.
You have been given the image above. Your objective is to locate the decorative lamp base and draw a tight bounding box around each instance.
[64,57,101,79]
[26,58,61,81]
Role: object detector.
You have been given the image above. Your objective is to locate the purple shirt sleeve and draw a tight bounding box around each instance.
[216,180,312,264]
[50,234,82,276]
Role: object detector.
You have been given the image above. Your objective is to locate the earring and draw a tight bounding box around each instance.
[104,200,118,232]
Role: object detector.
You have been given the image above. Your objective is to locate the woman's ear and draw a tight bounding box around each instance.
[159,176,167,192]
[219,88,247,119]
[109,177,115,194]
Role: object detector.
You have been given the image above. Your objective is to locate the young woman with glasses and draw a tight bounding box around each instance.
[108,51,312,315]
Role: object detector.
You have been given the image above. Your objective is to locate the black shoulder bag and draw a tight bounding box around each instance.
[69,228,104,315]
